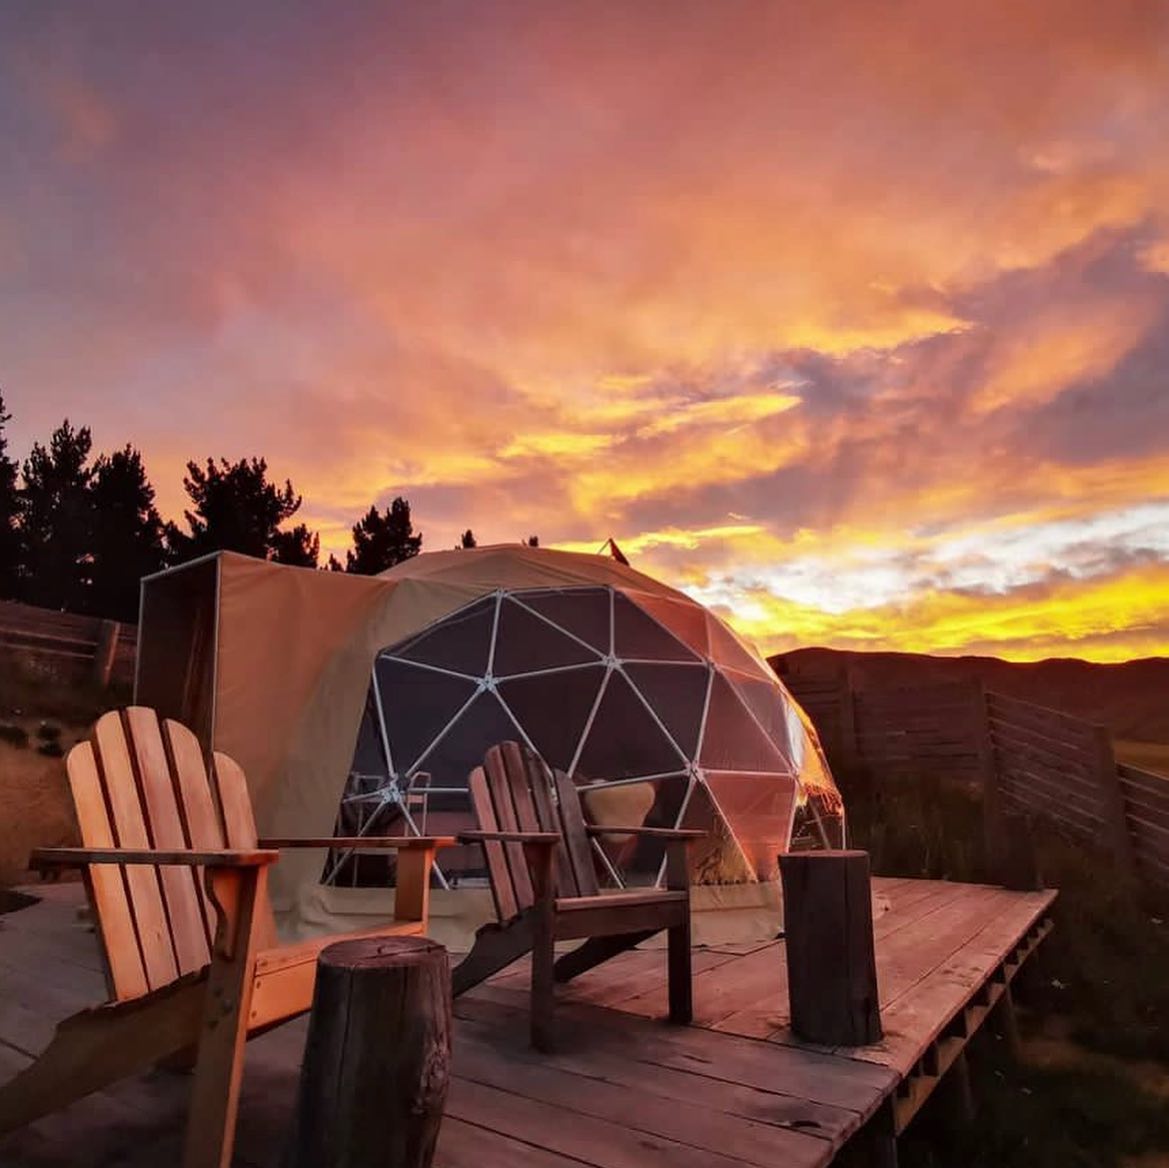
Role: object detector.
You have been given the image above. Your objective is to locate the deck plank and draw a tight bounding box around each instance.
[455,996,862,1146]
[0,876,1055,1168]
[454,1026,829,1166]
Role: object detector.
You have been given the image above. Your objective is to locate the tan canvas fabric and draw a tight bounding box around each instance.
[141,545,839,936]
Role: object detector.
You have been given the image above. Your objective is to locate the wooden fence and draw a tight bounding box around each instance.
[783,668,1169,891]
[0,600,137,688]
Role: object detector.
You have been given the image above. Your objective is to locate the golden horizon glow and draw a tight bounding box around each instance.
[2,2,1168,664]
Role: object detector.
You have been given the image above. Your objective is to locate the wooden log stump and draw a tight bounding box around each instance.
[288,937,451,1168]
[780,850,882,1046]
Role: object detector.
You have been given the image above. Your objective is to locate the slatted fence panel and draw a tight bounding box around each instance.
[852,681,984,781]
[985,691,1108,844]
[776,662,1169,890]
[0,600,137,687]
[1118,764,1169,887]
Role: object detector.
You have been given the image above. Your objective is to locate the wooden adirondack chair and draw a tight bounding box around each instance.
[452,741,704,1050]
[0,707,453,1168]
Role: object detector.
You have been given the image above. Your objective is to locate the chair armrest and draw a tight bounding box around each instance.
[32,847,279,870]
[259,836,457,850]
[585,826,707,840]
[459,830,560,845]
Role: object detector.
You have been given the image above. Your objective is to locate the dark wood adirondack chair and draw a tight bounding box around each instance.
[453,741,703,1050]
[0,707,453,1168]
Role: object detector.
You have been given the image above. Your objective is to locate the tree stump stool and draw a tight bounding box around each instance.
[779,850,882,1046]
[288,937,451,1168]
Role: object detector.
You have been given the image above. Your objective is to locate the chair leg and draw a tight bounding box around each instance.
[530,921,556,1053]
[667,917,692,1025]
[182,866,265,1168]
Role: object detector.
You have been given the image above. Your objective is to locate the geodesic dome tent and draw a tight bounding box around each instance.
[331,570,843,890]
[136,545,842,938]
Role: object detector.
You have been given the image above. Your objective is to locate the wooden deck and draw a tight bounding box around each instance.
[0,877,1056,1167]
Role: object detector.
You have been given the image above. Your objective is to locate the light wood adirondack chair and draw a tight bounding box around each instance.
[452,741,703,1050]
[0,707,453,1168]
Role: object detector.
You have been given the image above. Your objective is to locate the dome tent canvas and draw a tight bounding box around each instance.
[136,545,842,940]
[333,576,843,891]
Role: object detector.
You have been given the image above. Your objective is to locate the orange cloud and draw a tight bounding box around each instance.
[2,1,1169,664]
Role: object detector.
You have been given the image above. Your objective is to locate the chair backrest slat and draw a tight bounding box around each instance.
[211,751,277,950]
[472,742,600,917]
[468,765,518,922]
[92,712,179,991]
[211,753,259,848]
[482,745,535,912]
[161,719,224,850]
[160,718,226,949]
[552,767,600,898]
[124,707,210,975]
[66,741,149,1001]
[524,749,579,897]
[67,707,276,1003]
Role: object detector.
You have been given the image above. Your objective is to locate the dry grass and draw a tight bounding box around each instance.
[0,663,109,889]
[0,735,79,887]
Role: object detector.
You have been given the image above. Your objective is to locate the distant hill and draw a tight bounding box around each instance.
[771,647,1169,747]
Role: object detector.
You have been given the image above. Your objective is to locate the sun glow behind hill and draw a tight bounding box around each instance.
[2,2,1169,663]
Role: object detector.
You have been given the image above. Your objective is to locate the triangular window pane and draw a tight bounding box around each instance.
[514,587,612,653]
[493,596,602,676]
[581,774,689,886]
[725,674,795,767]
[623,662,709,759]
[699,671,786,772]
[498,664,605,773]
[375,658,478,774]
[706,616,770,678]
[680,783,755,884]
[613,592,700,662]
[575,670,685,780]
[413,691,521,802]
[629,593,711,658]
[704,770,798,881]
[396,595,496,676]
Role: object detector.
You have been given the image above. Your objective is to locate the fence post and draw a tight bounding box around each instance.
[839,666,860,771]
[972,681,1004,880]
[1090,724,1136,879]
[92,620,121,688]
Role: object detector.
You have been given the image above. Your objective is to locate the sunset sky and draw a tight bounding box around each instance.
[2,2,1168,662]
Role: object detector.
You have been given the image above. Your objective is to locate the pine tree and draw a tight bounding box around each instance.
[271,523,320,568]
[88,446,168,620]
[458,529,477,549]
[345,498,422,575]
[170,456,313,564]
[0,394,21,597]
[18,420,93,610]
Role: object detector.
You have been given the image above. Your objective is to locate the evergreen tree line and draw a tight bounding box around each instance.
[0,396,527,622]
